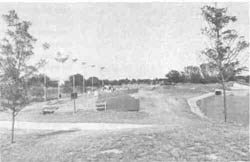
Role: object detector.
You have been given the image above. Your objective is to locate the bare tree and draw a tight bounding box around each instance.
[0,10,37,143]
[201,4,249,122]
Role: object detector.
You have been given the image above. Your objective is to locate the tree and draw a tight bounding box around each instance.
[201,4,249,122]
[165,70,185,83]
[69,74,84,92]
[86,76,100,87]
[200,62,218,83]
[184,66,203,83]
[0,10,37,143]
[27,74,47,100]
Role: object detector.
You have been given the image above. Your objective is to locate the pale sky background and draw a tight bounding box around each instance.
[0,2,248,80]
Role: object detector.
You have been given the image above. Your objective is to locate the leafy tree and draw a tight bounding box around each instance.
[27,74,50,87]
[131,79,137,84]
[0,10,37,143]
[165,70,185,83]
[201,5,249,122]
[200,62,218,83]
[118,78,130,85]
[184,66,203,83]
[86,77,100,87]
[69,74,84,92]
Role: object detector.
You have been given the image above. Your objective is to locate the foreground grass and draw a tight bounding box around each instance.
[1,122,249,162]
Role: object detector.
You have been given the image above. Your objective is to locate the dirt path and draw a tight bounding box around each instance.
[0,121,153,131]
[137,89,201,126]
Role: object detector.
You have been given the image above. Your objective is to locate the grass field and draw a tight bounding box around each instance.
[0,83,249,162]
[1,119,249,162]
[198,94,249,126]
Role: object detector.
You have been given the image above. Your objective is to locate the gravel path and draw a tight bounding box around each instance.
[187,92,214,118]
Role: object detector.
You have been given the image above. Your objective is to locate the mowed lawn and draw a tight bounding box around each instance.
[198,94,249,126]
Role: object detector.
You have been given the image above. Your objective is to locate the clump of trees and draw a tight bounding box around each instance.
[27,74,59,101]
[165,70,185,83]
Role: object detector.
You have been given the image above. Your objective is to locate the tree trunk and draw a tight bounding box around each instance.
[221,80,227,123]
[11,110,15,143]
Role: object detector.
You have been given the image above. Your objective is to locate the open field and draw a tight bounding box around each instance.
[0,83,249,162]
[0,84,221,124]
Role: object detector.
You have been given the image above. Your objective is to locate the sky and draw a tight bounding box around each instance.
[0,2,248,80]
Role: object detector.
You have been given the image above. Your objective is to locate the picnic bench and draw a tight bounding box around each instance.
[42,106,59,115]
[96,100,107,111]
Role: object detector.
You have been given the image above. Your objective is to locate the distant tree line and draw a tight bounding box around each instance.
[26,65,249,92]
[165,63,249,84]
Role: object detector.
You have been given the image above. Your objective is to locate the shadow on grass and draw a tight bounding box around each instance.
[35,129,80,138]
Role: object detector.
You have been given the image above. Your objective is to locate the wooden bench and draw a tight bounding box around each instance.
[42,106,59,115]
[96,101,107,111]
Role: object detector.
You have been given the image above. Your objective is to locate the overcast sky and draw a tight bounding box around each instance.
[0,2,248,80]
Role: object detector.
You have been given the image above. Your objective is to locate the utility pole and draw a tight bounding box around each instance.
[100,66,105,87]
[91,65,95,92]
[73,75,75,93]
[54,52,69,99]
[44,74,47,101]
[72,58,78,93]
[42,42,50,102]
[92,77,94,92]
[81,62,87,93]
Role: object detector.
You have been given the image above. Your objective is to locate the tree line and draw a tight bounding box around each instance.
[165,64,249,84]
